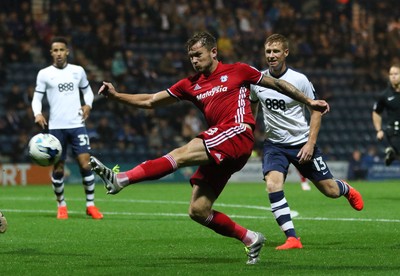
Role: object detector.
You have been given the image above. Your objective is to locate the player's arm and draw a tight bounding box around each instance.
[31,70,47,129]
[372,97,385,140]
[98,81,177,108]
[78,68,94,120]
[31,92,47,129]
[259,75,329,114]
[372,111,384,140]
[32,71,47,129]
[80,85,94,121]
[298,108,322,164]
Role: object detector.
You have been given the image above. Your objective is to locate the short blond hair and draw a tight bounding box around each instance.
[265,34,289,50]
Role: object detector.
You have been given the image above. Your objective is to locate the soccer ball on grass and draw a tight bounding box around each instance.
[28,133,62,166]
[0,212,7,233]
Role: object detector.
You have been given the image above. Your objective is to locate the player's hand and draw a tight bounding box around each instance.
[98,81,116,98]
[34,114,47,129]
[310,100,330,115]
[80,105,91,121]
[376,130,384,140]
[297,142,314,164]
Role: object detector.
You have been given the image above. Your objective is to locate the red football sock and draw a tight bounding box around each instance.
[123,154,178,184]
[205,210,247,241]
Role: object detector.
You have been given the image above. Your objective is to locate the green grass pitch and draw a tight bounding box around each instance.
[1,180,399,275]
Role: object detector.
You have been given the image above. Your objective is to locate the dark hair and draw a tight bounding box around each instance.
[50,36,69,47]
[265,34,289,50]
[185,31,216,52]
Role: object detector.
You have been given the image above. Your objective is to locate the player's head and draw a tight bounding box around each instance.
[264,34,289,74]
[50,36,69,69]
[186,31,218,74]
[389,63,400,88]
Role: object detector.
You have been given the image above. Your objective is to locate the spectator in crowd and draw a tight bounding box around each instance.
[111,51,128,83]
[362,145,381,168]
[123,49,140,78]
[347,149,368,180]
[181,107,204,142]
[6,84,26,110]
[136,58,158,90]
[3,107,26,135]
[158,51,179,76]
[216,30,235,62]
[10,132,30,163]
[97,117,115,147]
[148,125,163,157]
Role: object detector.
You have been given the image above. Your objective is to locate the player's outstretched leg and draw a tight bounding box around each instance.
[89,156,123,195]
[0,211,8,233]
[245,232,266,265]
[343,181,364,211]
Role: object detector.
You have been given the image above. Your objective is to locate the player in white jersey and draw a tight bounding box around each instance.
[31,37,103,220]
[250,34,364,250]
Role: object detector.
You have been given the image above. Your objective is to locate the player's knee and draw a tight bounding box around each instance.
[266,181,283,193]
[77,154,91,170]
[188,204,209,224]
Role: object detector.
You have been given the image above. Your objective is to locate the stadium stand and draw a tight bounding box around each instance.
[1,0,399,163]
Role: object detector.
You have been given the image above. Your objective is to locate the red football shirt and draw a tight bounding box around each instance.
[167,62,263,128]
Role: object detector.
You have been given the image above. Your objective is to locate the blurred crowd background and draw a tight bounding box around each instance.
[0,0,399,172]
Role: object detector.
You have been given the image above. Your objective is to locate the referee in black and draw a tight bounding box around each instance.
[372,63,400,166]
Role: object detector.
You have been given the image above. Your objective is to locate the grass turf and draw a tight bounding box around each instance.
[0,180,399,275]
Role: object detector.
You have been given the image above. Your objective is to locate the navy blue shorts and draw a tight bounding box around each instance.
[262,140,333,181]
[50,127,91,161]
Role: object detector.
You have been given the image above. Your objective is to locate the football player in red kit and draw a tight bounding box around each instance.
[90,31,329,264]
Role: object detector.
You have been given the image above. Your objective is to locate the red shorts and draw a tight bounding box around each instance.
[190,123,254,197]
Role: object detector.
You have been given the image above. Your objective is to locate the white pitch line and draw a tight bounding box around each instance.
[0,196,300,217]
[1,197,399,223]
[0,196,272,211]
[1,209,400,223]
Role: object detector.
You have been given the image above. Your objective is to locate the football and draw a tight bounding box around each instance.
[0,211,7,233]
[28,133,62,166]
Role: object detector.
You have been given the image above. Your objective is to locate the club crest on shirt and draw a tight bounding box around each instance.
[220,75,228,82]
